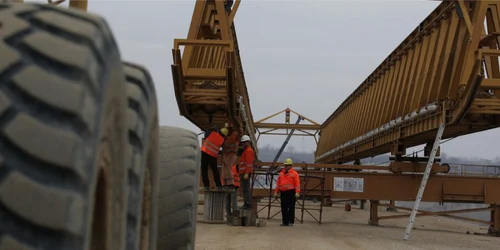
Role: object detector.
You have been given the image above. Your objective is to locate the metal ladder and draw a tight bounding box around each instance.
[403,121,445,240]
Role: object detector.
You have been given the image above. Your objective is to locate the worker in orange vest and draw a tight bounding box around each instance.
[221,164,240,217]
[238,135,255,210]
[201,127,228,190]
[274,158,300,226]
[221,122,241,189]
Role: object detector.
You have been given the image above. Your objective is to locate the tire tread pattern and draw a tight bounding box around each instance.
[0,3,123,250]
[123,62,158,250]
[157,126,200,250]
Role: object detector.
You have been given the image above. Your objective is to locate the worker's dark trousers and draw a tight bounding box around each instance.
[201,151,221,188]
[280,190,296,225]
[225,187,238,216]
[239,173,251,206]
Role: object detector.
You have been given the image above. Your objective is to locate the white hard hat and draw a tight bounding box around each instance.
[240,135,251,142]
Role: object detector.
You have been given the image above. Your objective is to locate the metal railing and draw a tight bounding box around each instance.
[445,163,500,177]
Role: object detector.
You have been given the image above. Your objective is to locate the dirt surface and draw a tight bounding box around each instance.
[196,201,500,250]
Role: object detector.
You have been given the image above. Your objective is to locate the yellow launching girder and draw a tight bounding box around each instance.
[171,0,257,149]
[316,0,500,163]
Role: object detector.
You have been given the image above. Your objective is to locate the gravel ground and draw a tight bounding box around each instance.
[195,202,500,250]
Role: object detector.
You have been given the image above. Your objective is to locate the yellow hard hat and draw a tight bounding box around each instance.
[220,127,229,136]
[284,158,293,165]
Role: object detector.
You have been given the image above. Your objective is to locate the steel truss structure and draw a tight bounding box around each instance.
[251,166,500,235]
[254,108,321,141]
[316,0,500,164]
[376,203,497,231]
[176,0,500,238]
[251,166,327,225]
[171,0,258,150]
[253,108,321,171]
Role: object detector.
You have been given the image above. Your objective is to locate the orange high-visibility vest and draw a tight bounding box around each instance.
[274,168,301,193]
[233,165,240,187]
[222,131,239,154]
[201,132,224,158]
[238,146,255,174]
[220,165,240,187]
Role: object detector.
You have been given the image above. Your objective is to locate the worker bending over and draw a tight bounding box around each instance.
[221,164,240,217]
[221,122,241,189]
[201,127,228,190]
[274,158,300,226]
[238,135,255,210]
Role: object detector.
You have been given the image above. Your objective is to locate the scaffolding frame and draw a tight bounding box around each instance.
[250,167,327,224]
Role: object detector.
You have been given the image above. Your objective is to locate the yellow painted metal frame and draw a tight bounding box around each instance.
[316,1,500,163]
[170,0,257,147]
[254,108,321,135]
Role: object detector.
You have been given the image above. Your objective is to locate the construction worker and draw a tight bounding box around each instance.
[274,158,300,226]
[222,164,240,217]
[221,122,241,189]
[201,127,228,190]
[238,135,255,210]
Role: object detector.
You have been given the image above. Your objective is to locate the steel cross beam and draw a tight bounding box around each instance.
[270,116,304,168]
[254,108,321,146]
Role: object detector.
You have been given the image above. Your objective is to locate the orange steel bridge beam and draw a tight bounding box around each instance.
[251,170,500,204]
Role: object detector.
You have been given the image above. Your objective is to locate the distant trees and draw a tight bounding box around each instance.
[257,144,500,165]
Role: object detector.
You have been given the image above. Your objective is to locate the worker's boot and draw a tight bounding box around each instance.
[239,203,251,210]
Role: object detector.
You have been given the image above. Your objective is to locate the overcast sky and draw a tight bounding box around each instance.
[36,0,500,160]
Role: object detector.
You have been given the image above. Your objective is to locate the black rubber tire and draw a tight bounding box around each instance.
[157,126,200,250]
[123,62,159,250]
[0,3,129,250]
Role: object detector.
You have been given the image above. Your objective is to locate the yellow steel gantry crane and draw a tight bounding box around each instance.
[4,0,500,248]
[171,0,500,239]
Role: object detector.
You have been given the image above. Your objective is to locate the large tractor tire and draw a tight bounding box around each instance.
[123,62,159,250]
[0,2,129,250]
[157,126,200,250]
